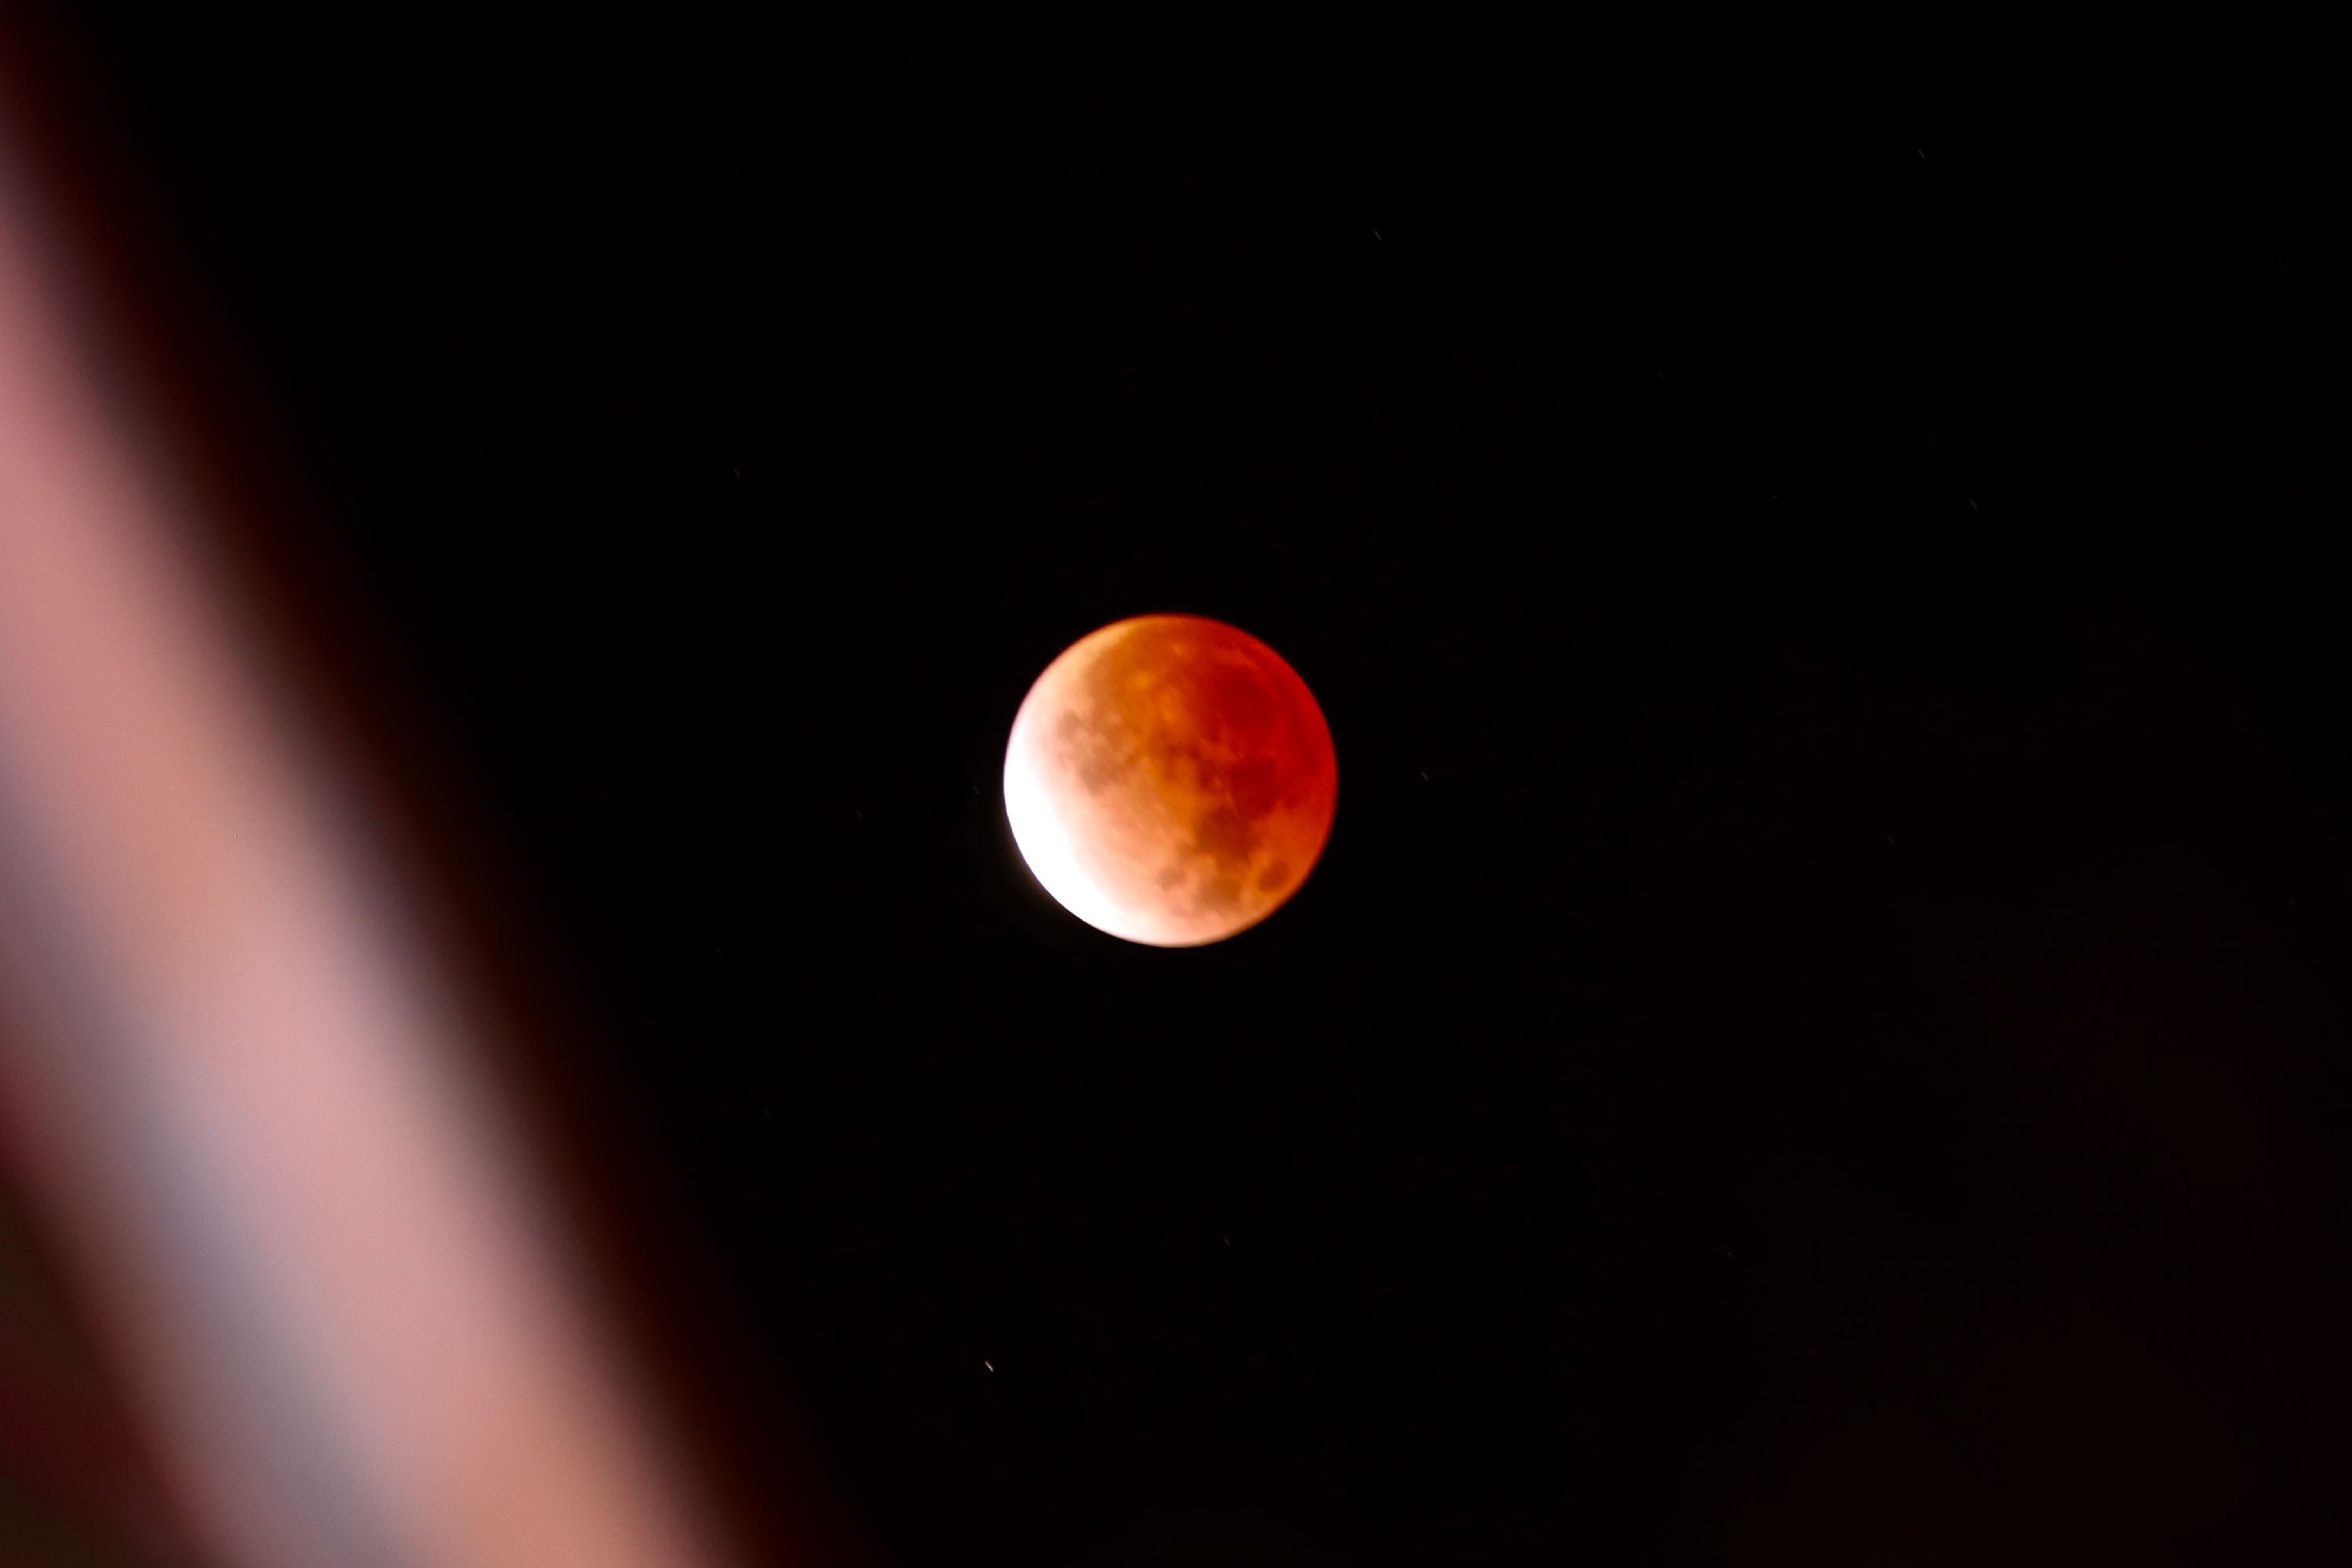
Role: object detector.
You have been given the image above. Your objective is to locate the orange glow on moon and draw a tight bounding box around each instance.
[1004,615,1338,946]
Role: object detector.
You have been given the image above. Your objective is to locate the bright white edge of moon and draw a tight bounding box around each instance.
[1002,629,1225,948]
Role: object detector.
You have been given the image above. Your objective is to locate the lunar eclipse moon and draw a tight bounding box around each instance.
[1004,615,1338,946]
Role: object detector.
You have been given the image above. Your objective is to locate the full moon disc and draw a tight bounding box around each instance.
[1004,615,1338,946]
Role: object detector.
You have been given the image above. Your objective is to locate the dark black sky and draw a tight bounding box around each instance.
[21,6,2352,1565]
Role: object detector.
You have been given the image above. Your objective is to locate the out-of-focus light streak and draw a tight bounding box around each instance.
[0,63,731,1568]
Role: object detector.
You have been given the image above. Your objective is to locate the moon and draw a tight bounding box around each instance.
[1004,615,1338,946]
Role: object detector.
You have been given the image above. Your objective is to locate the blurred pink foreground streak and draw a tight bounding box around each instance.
[0,87,728,1568]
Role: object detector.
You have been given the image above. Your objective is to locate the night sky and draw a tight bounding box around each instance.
[22,7,2352,1564]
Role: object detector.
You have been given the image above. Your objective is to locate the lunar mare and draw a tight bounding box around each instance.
[1004,615,1338,946]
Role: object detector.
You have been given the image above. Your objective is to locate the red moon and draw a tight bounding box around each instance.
[1004,615,1338,946]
